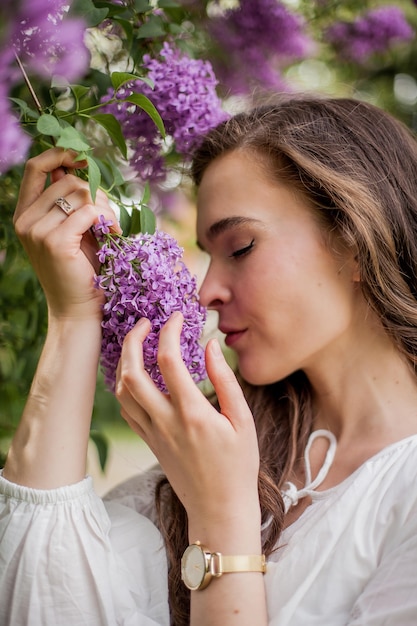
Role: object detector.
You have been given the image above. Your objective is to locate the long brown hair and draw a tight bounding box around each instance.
[156,95,417,624]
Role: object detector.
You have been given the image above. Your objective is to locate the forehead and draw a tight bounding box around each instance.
[195,150,308,239]
[196,151,274,224]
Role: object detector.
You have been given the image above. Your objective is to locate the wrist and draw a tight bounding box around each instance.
[181,541,266,591]
[4,309,103,489]
[188,514,262,559]
[48,306,103,326]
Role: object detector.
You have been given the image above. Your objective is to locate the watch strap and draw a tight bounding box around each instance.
[211,552,266,576]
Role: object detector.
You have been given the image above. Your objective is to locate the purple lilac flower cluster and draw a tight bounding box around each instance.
[325,6,414,63]
[208,0,313,95]
[101,42,227,183]
[93,215,207,393]
[0,0,88,174]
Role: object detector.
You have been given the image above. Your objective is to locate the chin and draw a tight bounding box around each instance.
[237,366,278,387]
[237,358,292,387]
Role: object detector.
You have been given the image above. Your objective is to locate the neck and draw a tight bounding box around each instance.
[305,324,417,448]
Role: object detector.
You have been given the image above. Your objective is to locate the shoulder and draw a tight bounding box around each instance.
[373,435,417,539]
[368,434,417,502]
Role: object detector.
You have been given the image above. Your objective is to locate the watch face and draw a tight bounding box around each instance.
[181,544,209,590]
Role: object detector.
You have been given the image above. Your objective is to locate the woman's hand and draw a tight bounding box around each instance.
[117,314,267,626]
[14,148,120,320]
[116,312,261,530]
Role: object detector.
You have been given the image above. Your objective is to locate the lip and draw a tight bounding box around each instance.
[220,326,248,347]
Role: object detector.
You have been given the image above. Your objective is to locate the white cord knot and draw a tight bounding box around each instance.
[281,481,300,512]
[280,429,337,514]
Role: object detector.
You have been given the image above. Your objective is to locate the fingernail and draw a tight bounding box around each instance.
[210,338,222,357]
[171,311,183,322]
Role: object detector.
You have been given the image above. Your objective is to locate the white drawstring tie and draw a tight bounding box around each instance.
[281,429,337,514]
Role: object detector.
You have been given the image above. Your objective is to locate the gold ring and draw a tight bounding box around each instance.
[55,197,75,216]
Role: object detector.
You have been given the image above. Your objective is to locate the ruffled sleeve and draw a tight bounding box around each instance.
[0,472,169,626]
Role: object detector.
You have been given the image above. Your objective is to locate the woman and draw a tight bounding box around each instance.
[1,96,417,625]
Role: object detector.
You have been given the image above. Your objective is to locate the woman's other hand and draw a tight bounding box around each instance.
[116,312,261,532]
[14,148,120,320]
[3,148,121,488]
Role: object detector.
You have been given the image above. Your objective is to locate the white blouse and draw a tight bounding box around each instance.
[1,433,417,625]
[0,475,169,626]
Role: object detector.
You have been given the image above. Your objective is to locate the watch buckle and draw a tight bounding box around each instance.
[210,552,223,578]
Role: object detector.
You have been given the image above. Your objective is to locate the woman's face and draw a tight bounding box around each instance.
[196,150,360,385]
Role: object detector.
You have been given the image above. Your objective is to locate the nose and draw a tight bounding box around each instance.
[198,262,231,310]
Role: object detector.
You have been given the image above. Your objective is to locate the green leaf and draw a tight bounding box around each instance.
[86,156,101,202]
[91,113,127,159]
[96,156,125,192]
[37,114,62,137]
[89,429,109,472]
[168,23,183,35]
[119,204,132,236]
[121,203,157,236]
[70,84,90,103]
[111,71,155,92]
[9,97,39,119]
[0,347,16,378]
[111,71,139,92]
[137,16,166,39]
[106,158,125,189]
[123,94,165,138]
[56,127,91,151]
[139,205,156,235]
[68,0,109,26]
[158,0,180,7]
[134,0,152,11]
[129,207,142,235]
[113,17,134,43]
[141,181,151,205]
[135,75,155,90]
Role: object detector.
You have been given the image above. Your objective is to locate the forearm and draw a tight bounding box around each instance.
[3,315,102,488]
[188,509,268,626]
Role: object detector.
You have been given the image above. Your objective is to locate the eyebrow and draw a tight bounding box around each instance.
[196,216,263,250]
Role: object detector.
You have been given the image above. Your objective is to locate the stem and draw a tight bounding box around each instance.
[14,53,78,177]
[14,52,44,116]
[14,52,60,151]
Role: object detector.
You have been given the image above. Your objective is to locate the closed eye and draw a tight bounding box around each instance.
[230,239,255,259]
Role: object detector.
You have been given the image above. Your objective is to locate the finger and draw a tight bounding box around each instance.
[48,202,116,242]
[15,177,116,240]
[116,318,169,422]
[14,175,92,234]
[15,197,107,253]
[51,166,73,184]
[156,311,206,411]
[37,175,94,216]
[16,148,87,217]
[205,338,252,430]
[120,408,149,442]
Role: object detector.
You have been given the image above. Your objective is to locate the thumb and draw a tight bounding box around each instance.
[205,339,251,428]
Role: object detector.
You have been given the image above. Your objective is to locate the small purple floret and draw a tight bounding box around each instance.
[93,215,207,393]
[325,6,414,63]
[100,42,227,183]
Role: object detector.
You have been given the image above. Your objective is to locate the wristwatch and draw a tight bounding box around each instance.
[181,541,266,591]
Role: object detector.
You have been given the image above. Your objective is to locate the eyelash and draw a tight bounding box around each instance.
[230,239,255,259]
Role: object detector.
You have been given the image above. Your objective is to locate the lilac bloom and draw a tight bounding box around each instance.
[92,215,207,393]
[0,82,31,174]
[11,0,89,81]
[208,0,313,95]
[325,6,414,63]
[0,0,89,171]
[101,42,227,184]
